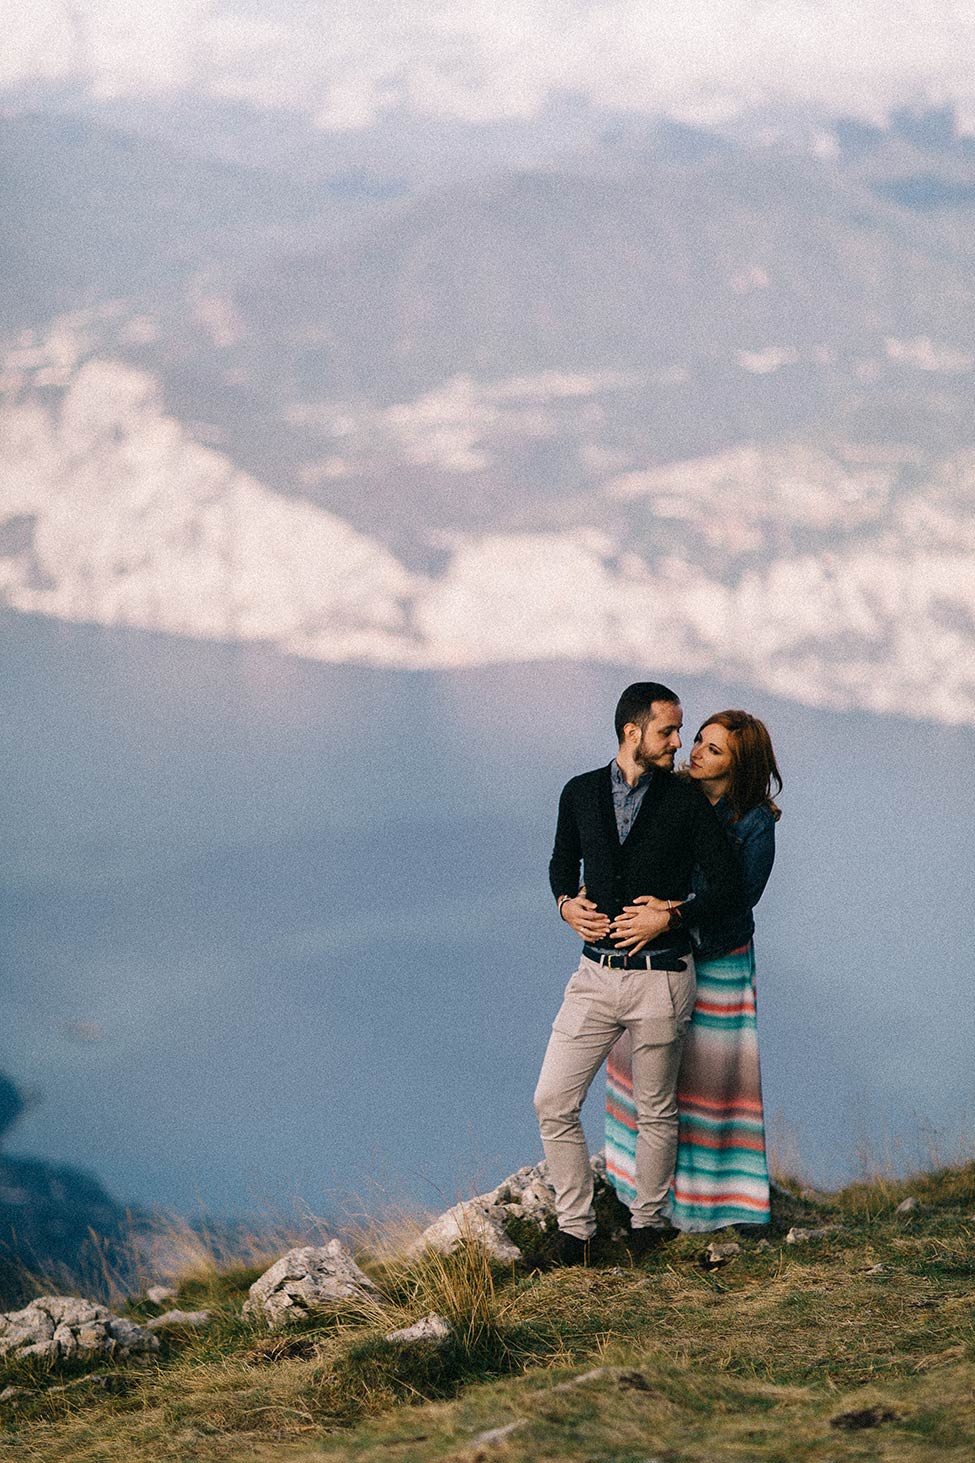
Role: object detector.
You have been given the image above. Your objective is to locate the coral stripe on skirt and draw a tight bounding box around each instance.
[605,941,771,1230]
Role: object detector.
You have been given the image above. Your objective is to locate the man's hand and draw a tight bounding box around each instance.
[560,895,611,943]
[611,895,674,953]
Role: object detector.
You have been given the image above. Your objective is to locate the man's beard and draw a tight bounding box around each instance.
[636,739,674,771]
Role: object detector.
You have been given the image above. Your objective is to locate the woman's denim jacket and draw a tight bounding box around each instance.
[691,799,776,961]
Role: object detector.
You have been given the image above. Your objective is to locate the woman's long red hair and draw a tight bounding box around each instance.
[695,710,782,822]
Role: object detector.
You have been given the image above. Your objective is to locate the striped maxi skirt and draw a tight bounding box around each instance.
[605,942,771,1230]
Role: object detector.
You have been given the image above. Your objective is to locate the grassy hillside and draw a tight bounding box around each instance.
[2,1162,974,1462]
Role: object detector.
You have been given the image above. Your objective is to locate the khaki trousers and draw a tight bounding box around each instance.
[534,952,696,1239]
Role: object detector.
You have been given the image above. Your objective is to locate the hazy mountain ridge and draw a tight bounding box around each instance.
[0,111,376,333]
[241,145,975,405]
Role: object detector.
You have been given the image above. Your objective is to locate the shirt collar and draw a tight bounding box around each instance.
[610,758,653,792]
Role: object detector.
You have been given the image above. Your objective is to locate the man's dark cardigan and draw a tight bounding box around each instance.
[548,764,744,955]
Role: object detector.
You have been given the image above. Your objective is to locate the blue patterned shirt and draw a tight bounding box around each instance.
[610,758,654,842]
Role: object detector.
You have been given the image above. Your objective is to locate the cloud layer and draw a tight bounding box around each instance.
[5,1,975,129]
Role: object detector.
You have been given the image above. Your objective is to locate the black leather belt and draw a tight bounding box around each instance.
[582,944,688,972]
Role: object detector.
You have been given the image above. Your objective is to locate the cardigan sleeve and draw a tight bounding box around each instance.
[548,779,583,902]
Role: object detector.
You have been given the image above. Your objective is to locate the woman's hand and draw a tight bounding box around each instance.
[611,895,674,953]
[560,894,611,943]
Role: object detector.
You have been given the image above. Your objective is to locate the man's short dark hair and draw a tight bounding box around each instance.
[614,682,680,742]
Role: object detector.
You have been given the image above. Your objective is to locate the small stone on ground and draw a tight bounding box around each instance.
[384,1313,451,1345]
[703,1240,742,1266]
[785,1225,838,1244]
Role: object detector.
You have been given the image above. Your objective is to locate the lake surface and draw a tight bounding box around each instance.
[2,612,972,1219]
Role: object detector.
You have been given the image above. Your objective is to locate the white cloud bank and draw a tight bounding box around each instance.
[4,1,975,129]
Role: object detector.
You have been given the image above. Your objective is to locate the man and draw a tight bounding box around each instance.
[534,681,742,1264]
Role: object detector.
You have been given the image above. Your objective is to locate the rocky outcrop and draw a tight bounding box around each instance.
[414,1162,558,1262]
[0,1296,158,1361]
[413,1155,620,1262]
[243,1241,377,1327]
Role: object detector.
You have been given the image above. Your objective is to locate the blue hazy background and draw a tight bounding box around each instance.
[2,611,971,1220]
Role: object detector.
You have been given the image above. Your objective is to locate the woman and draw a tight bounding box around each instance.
[605,710,782,1232]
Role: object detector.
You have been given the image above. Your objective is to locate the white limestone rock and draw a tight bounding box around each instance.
[19,1340,59,1361]
[785,1225,839,1245]
[384,1313,452,1346]
[414,1155,616,1261]
[415,1201,523,1263]
[52,1323,77,1356]
[0,1297,158,1361]
[243,1241,377,1327]
[705,1241,742,1265]
[414,1161,558,1262]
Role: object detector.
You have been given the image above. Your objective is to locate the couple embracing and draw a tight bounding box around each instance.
[534,681,782,1264]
